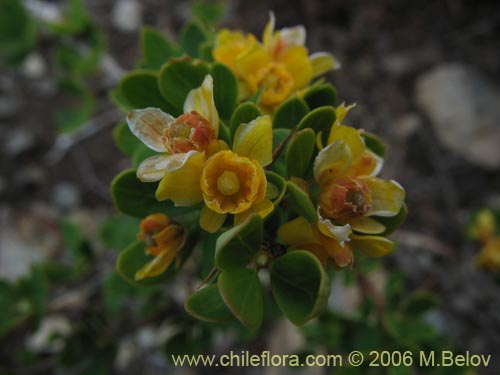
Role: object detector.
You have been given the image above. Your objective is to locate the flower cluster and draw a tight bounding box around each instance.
[111,13,407,327]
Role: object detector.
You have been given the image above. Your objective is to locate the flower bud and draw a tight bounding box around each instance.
[319,177,371,220]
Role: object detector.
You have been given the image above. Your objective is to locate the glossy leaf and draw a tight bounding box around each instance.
[270,250,330,326]
[211,63,238,120]
[362,131,386,157]
[111,169,193,218]
[131,144,158,168]
[265,171,286,206]
[286,128,316,178]
[215,215,262,270]
[119,70,175,113]
[286,181,317,222]
[400,292,439,316]
[218,268,263,328]
[185,284,234,323]
[229,102,261,141]
[273,97,309,129]
[99,215,141,251]
[158,58,211,114]
[180,22,207,58]
[140,26,181,69]
[303,83,337,109]
[192,2,226,26]
[297,106,336,133]
[113,121,142,157]
[373,203,407,236]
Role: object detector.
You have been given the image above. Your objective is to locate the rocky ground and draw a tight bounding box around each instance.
[1,0,500,374]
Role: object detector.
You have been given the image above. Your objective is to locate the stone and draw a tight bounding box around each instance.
[112,0,142,33]
[416,64,500,169]
[52,182,81,211]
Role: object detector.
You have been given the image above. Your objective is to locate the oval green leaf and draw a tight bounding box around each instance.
[218,268,263,328]
[113,122,142,157]
[270,250,330,326]
[211,63,238,120]
[119,70,176,113]
[215,215,262,270]
[184,284,234,323]
[303,83,337,109]
[140,26,181,69]
[297,106,336,133]
[229,102,261,141]
[273,97,309,129]
[373,203,407,236]
[180,22,207,58]
[362,131,386,157]
[265,171,286,206]
[285,128,316,179]
[286,181,317,223]
[158,58,211,115]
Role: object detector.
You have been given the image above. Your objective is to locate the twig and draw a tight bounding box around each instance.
[266,128,296,169]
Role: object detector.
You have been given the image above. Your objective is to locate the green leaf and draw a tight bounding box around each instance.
[211,63,238,120]
[373,203,407,236]
[99,215,141,251]
[185,284,234,323]
[116,241,176,286]
[285,128,316,178]
[0,281,16,336]
[140,26,181,69]
[158,58,211,114]
[270,250,330,326]
[215,215,262,270]
[362,131,386,157]
[109,87,133,112]
[400,291,439,316]
[229,102,261,141]
[303,83,337,109]
[56,78,95,133]
[297,106,336,133]
[191,2,226,26]
[113,121,142,157]
[273,97,309,129]
[286,181,317,222]
[218,268,263,328]
[111,169,193,218]
[180,22,207,58]
[265,171,286,206]
[270,128,291,176]
[120,70,176,113]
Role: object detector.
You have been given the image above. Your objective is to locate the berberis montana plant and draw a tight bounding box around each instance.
[110,11,407,328]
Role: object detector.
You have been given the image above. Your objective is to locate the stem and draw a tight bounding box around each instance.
[266,128,297,169]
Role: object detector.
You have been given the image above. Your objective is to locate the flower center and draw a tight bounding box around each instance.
[217,171,240,196]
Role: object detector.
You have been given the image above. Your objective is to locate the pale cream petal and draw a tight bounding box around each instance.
[136,154,170,182]
[279,25,306,46]
[126,108,173,152]
[310,52,340,76]
[317,208,352,245]
[183,75,219,137]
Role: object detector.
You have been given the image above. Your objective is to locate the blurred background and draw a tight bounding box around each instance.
[1,0,500,374]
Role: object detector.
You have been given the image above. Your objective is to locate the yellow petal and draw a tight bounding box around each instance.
[135,248,176,280]
[278,217,318,247]
[350,234,394,258]
[310,52,340,76]
[184,75,219,137]
[262,11,276,49]
[327,125,365,162]
[365,178,405,217]
[126,108,173,152]
[233,115,273,166]
[234,199,274,226]
[349,150,383,177]
[277,45,313,90]
[156,151,205,205]
[200,204,226,233]
[349,217,386,234]
[235,43,271,92]
[313,140,352,184]
[136,154,169,182]
[335,102,356,125]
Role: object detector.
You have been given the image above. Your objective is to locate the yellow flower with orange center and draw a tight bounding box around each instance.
[135,213,187,280]
[279,104,405,268]
[213,13,340,111]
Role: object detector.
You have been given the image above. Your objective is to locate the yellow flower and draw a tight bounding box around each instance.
[476,237,500,271]
[126,74,223,204]
[198,116,275,233]
[135,213,187,280]
[469,209,496,243]
[213,13,339,110]
[279,105,405,267]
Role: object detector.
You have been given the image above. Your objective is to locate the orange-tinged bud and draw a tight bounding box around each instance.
[138,213,187,258]
[162,111,215,154]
